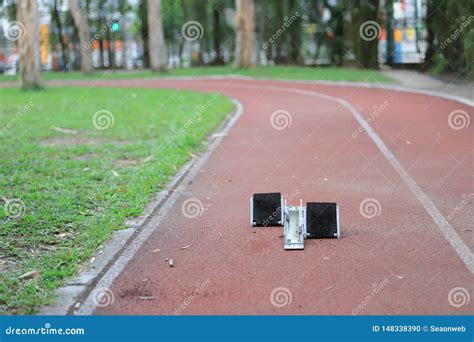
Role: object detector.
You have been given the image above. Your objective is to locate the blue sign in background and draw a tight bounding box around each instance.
[0,316,472,342]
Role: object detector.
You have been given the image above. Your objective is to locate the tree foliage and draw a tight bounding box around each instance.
[425,0,474,77]
[6,0,472,79]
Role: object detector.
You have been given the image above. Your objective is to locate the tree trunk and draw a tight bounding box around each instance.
[97,4,106,68]
[289,0,302,64]
[422,0,435,70]
[147,0,167,71]
[178,0,188,67]
[188,0,206,66]
[211,0,224,65]
[17,0,43,89]
[139,0,150,68]
[52,0,68,70]
[69,0,94,74]
[351,0,380,69]
[106,25,115,68]
[98,37,105,68]
[197,0,208,66]
[385,0,394,65]
[234,0,256,69]
[274,0,284,64]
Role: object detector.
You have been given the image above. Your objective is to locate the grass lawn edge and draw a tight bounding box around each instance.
[0,86,235,314]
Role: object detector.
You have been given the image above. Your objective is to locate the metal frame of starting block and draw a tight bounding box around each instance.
[283,199,306,250]
[250,193,340,250]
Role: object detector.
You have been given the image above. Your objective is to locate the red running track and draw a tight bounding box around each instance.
[62,78,473,315]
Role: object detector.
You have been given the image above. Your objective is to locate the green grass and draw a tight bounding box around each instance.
[0,65,394,83]
[0,86,234,314]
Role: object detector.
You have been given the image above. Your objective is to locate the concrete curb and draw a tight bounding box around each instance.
[34,75,470,314]
[40,99,244,315]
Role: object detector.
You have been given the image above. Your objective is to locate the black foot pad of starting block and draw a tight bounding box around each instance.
[251,193,283,227]
[306,202,340,238]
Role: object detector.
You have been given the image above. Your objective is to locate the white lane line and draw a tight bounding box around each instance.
[74,80,472,316]
[161,78,474,273]
[237,83,473,274]
[75,100,244,315]
[254,78,474,108]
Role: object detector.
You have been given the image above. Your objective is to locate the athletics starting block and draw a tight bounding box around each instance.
[250,192,283,227]
[250,193,340,250]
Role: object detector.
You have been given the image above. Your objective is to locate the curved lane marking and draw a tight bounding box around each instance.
[75,80,473,315]
[235,82,474,274]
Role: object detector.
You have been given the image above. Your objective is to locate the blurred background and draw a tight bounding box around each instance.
[0,1,472,80]
[0,0,472,316]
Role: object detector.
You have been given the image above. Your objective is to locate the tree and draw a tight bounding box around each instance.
[328,3,345,66]
[161,0,181,67]
[211,0,225,65]
[52,0,68,70]
[191,0,208,66]
[422,0,436,71]
[350,0,380,69]
[258,0,275,62]
[96,0,107,68]
[147,0,167,71]
[69,0,94,74]
[234,0,257,68]
[384,0,394,65]
[288,0,302,64]
[17,0,43,89]
[423,0,473,77]
[273,0,285,63]
[138,0,150,68]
